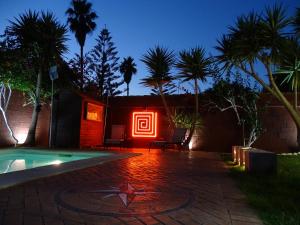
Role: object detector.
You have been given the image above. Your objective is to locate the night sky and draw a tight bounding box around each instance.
[0,0,298,95]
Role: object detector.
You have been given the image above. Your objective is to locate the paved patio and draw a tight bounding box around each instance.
[0,149,263,225]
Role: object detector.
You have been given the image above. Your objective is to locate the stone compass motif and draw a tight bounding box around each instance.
[90,182,159,207]
[55,182,193,217]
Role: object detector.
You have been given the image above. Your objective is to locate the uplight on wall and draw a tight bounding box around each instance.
[15,129,27,144]
[132,111,158,138]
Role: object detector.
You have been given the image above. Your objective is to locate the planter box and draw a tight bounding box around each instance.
[232,146,242,163]
[232,146,251,165]
[239,147,251,166]
[244,148,277,173]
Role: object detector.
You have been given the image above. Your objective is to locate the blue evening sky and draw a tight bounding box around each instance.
[0,0,298,95]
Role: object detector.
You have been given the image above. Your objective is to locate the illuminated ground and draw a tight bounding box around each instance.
[0,149,262,225]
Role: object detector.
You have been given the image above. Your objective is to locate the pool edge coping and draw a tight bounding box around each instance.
[0,149,141,190]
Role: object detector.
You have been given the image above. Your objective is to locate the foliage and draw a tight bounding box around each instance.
[172,111,203,129]
[1,10,68,102]
[140,46,175,88]
[294,8,300,36]
[119,56,137,96]
[66,0,97,83]
[276,37,300,108]
[215,4,300,146]
[90,27,122,98]
[66,0,97,48]
[176,47,214,147]
[0,45,35,93]
[68,52,94,89]
[224,154,300,225]
[176,47,213,85]
[206,72,264,147]
[150,81,177,95]
[1,10,68,145]
[140,46,175,126]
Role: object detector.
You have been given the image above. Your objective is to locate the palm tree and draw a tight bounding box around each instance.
[66,0,97,88]
[215,4,300,146]
[176,47,212,115]
[294,8,300,36]
[7,10,68,146]
[120,57,137,96]
[277,38,300,110]
[176,47,213,146]
[140,46,175,126]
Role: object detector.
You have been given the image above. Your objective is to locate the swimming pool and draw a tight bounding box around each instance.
[0,148,138,189]
[0,149,110,174]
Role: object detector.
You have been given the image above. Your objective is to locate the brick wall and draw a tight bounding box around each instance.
[108,94,299,153]
[0,91,50,147]
[1,91,299,152]
[254,106,297,153]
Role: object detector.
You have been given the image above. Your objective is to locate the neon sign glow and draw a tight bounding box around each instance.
[132,111,158,138]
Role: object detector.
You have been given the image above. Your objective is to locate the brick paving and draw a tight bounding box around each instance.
[0,149,263,225]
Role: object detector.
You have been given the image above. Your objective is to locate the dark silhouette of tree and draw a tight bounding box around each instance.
[120,56,137,96]
[176,47,213,115]
[294,8,300,36]
[5,10,68,146]
[66,0,97,89]
[215,4,300,146]
[150,81,176,96]
[176,47,213,146]
[205,73,264,147]
[69,52,93,89]
[140,46,175,126]
[90,27,122,98]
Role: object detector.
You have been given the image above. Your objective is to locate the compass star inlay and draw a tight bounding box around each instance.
[90,182,159,207]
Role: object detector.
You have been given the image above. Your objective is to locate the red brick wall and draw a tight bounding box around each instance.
[254,106,297,153]
[108,94,299,153]
[1,92,299,153]
[0,91,50,147]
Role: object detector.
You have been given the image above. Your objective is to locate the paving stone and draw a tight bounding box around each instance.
[23,213,43,225]
[0,149,263,225]
[2,211,23,225]
[230,214,262,224]
[232,220,264,225]
[44,217,64,225]
[138,216,161,225]
[153,214,186,225]
[24,196,41,212]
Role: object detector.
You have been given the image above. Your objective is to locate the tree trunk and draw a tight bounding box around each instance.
[182,124,195,148]
[80,45,84,90]
[23,68,42,146]
[0,83,18,145]
[295,76,298,110]
[295,79,299,147]
[0,106,18,145]
[157,83,173,127]
[184,78,199,149]
[195,78,199,114]
[127,83,129,96]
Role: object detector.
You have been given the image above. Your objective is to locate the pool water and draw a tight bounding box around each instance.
[0,149,110,174]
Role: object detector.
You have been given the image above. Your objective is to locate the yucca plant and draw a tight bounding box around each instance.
[140,46,175,126]
[6,10,68,146]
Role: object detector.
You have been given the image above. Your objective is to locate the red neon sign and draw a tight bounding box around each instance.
[132,111,158,138]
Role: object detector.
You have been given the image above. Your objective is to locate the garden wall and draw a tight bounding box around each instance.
[0,91,298,153]
[0,91,50,147]
[108,94,298,153]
